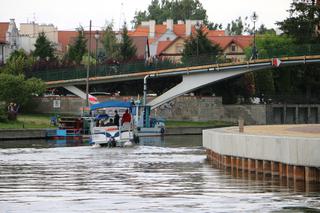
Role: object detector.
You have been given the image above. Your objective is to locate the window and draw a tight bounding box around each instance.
[231,44,236,52]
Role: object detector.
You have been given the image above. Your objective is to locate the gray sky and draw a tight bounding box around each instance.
[1,0,292,31]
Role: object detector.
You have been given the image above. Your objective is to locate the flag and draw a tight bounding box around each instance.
[89,94,99,104]
[272,58,281,67]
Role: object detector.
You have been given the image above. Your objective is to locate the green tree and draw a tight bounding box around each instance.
[132,0,209,26]
[245,32,296,59]
[1,49,34,75]
[33,32,55,60]
[102,23,119,61]
[119,23,137,62]
[181,25,221,63]
[0,74,45,107]
[276,0,320,44]
[226,17,244,35]
[257,24,276,35]
[68,27,87,64]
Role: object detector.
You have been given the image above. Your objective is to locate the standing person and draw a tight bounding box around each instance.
[114,110,120,126]
[121,109,131,125]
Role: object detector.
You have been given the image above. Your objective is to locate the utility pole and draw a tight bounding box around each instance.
[86,20,92,108]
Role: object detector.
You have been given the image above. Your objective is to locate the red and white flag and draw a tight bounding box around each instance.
[272,58,281,67]
[89,94,99,104]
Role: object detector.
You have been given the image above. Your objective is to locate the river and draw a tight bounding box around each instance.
[0,135,319,213]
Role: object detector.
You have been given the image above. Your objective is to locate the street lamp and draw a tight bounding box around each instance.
[251,11,258,60]
[94,30,100,65]
[195,22,201,57]
[86,20,92,108]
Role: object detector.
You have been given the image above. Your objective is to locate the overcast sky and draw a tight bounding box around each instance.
[1,0,292,31]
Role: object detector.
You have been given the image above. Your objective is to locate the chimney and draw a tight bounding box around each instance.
[166,19,173,31]
[185,20,192,36]
[149,20,156,38]
[141,21,150,27]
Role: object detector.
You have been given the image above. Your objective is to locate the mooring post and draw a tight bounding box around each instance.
[238,118,244,133]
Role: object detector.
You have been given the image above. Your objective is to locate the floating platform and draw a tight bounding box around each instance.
[203,124,320,183]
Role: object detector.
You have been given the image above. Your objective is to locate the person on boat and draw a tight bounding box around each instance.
[106,118,114,126]
[121,109,131,125]
[114,110,120,126]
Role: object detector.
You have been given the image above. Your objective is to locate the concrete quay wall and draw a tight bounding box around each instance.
[0,129,47,140]
[31,96,320,125]
[203,128,320,182]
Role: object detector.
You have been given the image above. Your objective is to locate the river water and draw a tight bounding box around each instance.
[0,135,319,213]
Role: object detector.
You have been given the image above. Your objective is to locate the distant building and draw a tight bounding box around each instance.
[58,30,150,61]
[19,22,58,53]
[209,35,253,62]
[129,19,252,63]
[0,19,19,64]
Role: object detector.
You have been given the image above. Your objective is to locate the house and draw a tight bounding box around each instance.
[129,19,253,63]
[209,35,253,62]
[0,19,19,64]
[19,22,58,53]
[58,30,149,61]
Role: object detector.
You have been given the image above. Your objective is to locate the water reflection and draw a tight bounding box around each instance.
[0,135,319,213]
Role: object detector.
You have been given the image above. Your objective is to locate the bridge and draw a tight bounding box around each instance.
[34,54,320,109]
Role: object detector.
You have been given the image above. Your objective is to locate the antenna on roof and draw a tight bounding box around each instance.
[33,12,37,23]
[119,1,126,30]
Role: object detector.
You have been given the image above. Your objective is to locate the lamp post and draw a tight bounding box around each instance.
[195,22,201,57]
[251,12,258,60]
[86,20,92,108]
[94,30,100,67]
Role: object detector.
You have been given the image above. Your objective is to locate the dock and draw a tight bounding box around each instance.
[203,124,320,183]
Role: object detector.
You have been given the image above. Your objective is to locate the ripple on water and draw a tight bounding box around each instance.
[0,138,320,212]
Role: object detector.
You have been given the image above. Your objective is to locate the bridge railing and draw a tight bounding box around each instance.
[28,55,220,82]
[28,44,320,82]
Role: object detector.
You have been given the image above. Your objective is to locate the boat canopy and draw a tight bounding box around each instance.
[90,101,132,111]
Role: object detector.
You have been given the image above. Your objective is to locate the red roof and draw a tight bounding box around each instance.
[58,30,103,53]
[129,23,225,40]
[0,22,9,43]
[131,36,149,60]
[58,31,78,52]
[157,40,175,55]
[209,35,253,50]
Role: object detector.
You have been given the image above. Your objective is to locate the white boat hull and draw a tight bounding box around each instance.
[90,126,134,147]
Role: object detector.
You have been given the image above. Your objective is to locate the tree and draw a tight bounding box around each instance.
[119,23,137,62]
[276,0,320,44]
[67,27,87,64]
[245,32,296,59]
[102,23,119,61]
[226,17,244,35]
[132,0,209,26]
[181,25,221,63]
[33,32,55,60]
[257,24,276,35]
[1,49,34,75]
[0,74,45,107]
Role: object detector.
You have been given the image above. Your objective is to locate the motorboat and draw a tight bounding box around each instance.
[133,102,166,137]
[90,124,134,147]
[89,101,138,147]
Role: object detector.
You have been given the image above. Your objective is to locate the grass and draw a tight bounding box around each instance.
[0,113,235,129]
[0,114,53,129]
[165,120,235,128]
